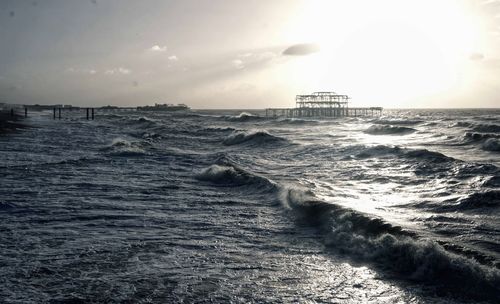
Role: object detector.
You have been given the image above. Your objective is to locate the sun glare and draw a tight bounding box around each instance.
[284,0,482,107]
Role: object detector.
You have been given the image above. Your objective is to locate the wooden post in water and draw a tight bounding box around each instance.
[58,108,61,119]
[25,107,28,118]
[86,108,89,120]
[91,108,94,120]
[10,108,14,117]
[53,108,56,119]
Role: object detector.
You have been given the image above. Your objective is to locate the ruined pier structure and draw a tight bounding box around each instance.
[265,92,382,118]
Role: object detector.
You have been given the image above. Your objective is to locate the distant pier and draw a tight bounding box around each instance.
[14,105,138,120]
[265,92,382,118]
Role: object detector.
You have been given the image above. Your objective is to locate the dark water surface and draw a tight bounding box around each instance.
[0,109,499,303]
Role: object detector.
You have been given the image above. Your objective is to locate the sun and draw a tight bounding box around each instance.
[283,0,482,107]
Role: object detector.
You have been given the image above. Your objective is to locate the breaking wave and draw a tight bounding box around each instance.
[280,188,500,301]
[225,112,263,122]
[451,121,473,128]
[364,125,417,135]
[223,130,288,146]
[195,164,277,191]
[136,116,157,124]
[462,132,500,152]
[100,138,147,157]
[352,145,455,163]
[202,126,237,133]
[281,188,410,237]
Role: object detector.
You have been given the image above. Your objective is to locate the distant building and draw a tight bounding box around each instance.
[101,105,119,109]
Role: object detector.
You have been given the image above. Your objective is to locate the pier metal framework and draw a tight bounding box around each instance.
[296,92,349,109]
[265,91,382,118]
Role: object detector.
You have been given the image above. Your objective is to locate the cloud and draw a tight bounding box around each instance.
[168,55,179,61]
[230,51,276,71]
[237,51,276,61]
[254,51,276,61]
[118,67,131,74]
[150,45,167,52]
[231,59,244,69]
[105,67,132,75]
[238,53,253,58]
[67,67,131,76]
[282,43,320,56]
[66,67,98,75]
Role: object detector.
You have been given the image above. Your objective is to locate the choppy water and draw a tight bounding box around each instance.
[0,108,499,303]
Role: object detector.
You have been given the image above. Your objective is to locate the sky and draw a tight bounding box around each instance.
[1,0,500,109]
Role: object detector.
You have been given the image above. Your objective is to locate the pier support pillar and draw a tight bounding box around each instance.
[53,108,56,119]
[25,107,28,118]
[58,108,61,119]
[86,108,89,120]
[91,108,94,120]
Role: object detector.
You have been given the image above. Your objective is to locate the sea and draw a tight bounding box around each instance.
[0,108,499,303]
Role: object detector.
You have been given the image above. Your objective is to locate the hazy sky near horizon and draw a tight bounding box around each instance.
[1,0,500,108]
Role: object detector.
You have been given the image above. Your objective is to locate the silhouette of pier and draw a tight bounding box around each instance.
[265,92,382,118]
[14,105,138,120]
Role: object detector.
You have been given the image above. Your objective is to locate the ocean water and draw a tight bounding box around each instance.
[0,108,499,303]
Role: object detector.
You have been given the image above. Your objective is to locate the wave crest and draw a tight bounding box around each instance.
[483,138,500,152]
[353,145,453,163]
[225,112,263,122]
[464,132,500,141]
[280,188,500,301]
[372,119,423,125]
[364,125,417,135]
[281,188,409,236]
[195,164,276,190]
[223,130,288,146]
[100,138,147,157]
[472,123,500,133]
[202,126,237,133]
[455,190,500,210]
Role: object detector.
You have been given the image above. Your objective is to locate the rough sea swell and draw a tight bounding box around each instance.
[0,108,499,303]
